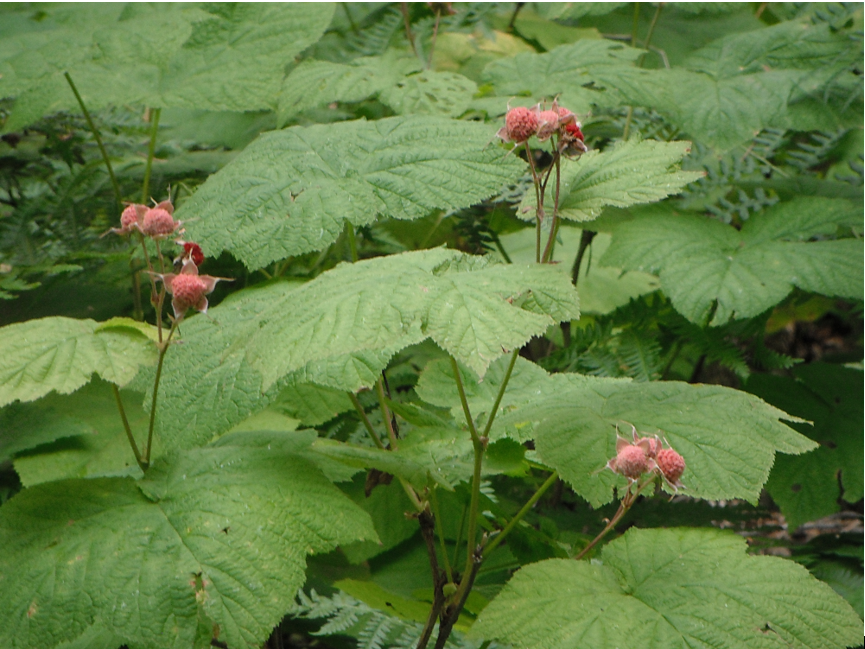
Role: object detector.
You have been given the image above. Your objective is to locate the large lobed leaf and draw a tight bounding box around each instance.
[0,317,157,408]
[242,249,580,389]
[472,527,862,649]
[417,355,813,506]
[518,139,703,222]
[0,4,335,131]
[0,431,377,649]
[179,116,525,269]
[602,198,863,326]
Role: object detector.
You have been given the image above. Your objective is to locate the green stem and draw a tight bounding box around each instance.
[344,221,359,262]
[64,72,122,210]
[427,9,441,70]
[630,2,641,47]
[348,392,385,450]
[623,3,663,140]
[430,487,454,584]
[144,319,178,466]
[574,475,654,560]
[541,153,562,263]
[113,383,146,472]
[449,356,484,584]
[524,143,544,263]
[375,377,399,449]
[484,470,558,557]
[481,349,519,439]
[141,108,161,204]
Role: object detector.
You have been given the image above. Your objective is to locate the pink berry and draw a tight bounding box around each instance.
[536,109,561,141]
[656,448,686,484]
[142,208,177,237]
[502,106,539,143]
[615,444,649,479]
[170,273,208,312]
[120,205,139,230]
[637,436,661,459]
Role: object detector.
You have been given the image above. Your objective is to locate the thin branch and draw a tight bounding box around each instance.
[484,470,558,557]
[427,8,441,70]
[481,348,519,439]
[375,377,399,449]
[113,383,146,472]
[541,151,562,263]
[429,488,454,584]
[64,72,122,211]
[449,357,479,445]
[144,318,179,466]
[574,475,654,560]
[400,2,418,57]
[141,108,161,204]
[348,392,385,449]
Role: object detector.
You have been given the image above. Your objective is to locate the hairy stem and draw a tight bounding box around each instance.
[348,392,385,449]
[64,72,122,211]
[429,488,454,584]
[524,143,544,263]
[574,476,654,560]
[484,470,558,557]
[113,383,146,472]
[144,319,179,467]
[427,8,441,69]
[141,108,161,204]
[481,348,519,439]
[541,152,562,263]
[344,221,358,262]
[375,377,399,449]
[400,2,418,57]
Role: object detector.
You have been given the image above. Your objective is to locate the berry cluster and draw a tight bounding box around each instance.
[496,99,588,157]
[110,200,183,239]
[605,425,686,491]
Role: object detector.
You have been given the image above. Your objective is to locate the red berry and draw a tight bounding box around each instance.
[142,208,177,237]
[565,122,584,141]
[656,448,686,484]
[615,444,649,479]
[170,273,208,313]
[503,106,539,143]
[183,242,204,266]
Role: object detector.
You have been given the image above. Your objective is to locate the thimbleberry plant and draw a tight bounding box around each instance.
[0,4,862,649]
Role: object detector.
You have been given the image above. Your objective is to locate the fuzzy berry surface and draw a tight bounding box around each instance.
[536,110,561,140]
[142,208,176,237]
[637,436,661,459]
[615,444,649,479]
[171,274,208,311]
[504,107,539,143]
[656,448,686,483]
[120,205,140,231]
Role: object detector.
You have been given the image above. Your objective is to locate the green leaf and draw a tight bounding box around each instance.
[602,198,864,326]
[340,475,419,564]
[747,364,863,529]
[179,116,525,269]
[519,139,704,223]
[379,70,478,117]
[0,401,94,464]
[12,381,147,487]
[243,249,579,390]
[473,527,863,649]
[481,39,643,113]
[1,4,335,130]
[0,432,377,649]
[271,383,354,426]
[446,360,813,506]
[278,53,421,126]
[0,317,157,408]
[498,229,660,315]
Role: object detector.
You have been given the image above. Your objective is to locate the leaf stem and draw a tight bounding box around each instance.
[344,221,359,262]
[449,356,484,587]
[541,152,562,263]
[64,71,122,211]
[429,487,454,583]
[574,475,654,560]
[141,108,161,204]
[484,470,558,557]
[427,8,441,70]
[375,377,399,449]
[481,348,519,439]
[348,392,385,449]
[113,383,146,472]
[623,2,664,140]
[400,2,418,57]
[524,143,544,263]
[144,318,179,467]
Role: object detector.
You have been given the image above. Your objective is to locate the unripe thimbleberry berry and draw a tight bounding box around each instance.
[120,205,141,231]
[142,208,177,238]
[656,448,686,485]
[614,444,649,479]
[498,106,539,144]
[536,109,562,141]
[636,436,661,459]
[171,273,209,313]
